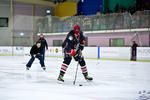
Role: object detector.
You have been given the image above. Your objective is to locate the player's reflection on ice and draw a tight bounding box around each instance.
[25,71,32,80]
[24,67,47,82]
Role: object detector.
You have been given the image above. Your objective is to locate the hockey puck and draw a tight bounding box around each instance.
[79,84,83,86]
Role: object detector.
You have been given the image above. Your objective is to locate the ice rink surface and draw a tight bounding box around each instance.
[0,56,150,100]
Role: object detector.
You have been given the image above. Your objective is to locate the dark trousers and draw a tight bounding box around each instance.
[131,49,137,61]
[26,56,45,68]
[60,52,88,76]
[43,48,45,61]
[63,54,85,66]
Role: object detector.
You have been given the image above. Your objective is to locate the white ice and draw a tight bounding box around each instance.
[0,56,150,100]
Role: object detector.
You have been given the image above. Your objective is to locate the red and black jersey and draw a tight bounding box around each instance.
[62,30,85,53]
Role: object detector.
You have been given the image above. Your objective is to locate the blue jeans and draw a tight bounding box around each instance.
[43,48,45,61]
[26,55,45,68]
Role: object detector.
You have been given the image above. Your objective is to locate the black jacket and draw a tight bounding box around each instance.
[30,45,43,56]
[37,38,48,49]
[62,30,85,52]
[132,43,138,50]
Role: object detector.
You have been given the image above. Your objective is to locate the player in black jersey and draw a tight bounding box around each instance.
[57,25,93,82]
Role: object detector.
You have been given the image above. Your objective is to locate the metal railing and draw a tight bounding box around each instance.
[1,10,150,46]
[36,10,150,33]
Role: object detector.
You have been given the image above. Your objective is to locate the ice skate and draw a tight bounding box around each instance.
[84,75,93,81]
[26,67,30,70]
[57,75,64,83]
[42,67,46,70]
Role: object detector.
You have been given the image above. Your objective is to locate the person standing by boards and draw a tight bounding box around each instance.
[37,34,48,61]
[57,25,93,82]
[131,41,138,61]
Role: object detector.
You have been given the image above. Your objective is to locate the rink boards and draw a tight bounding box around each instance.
[0,46,150,61]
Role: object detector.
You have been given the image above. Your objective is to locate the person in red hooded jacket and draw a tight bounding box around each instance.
[57,25,93,82]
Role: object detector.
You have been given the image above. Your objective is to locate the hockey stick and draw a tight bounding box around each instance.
[73,60,79,85]
[73,44,81,85]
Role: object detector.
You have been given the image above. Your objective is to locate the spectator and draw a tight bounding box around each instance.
[131,41,138,61]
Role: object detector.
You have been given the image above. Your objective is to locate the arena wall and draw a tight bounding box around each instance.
[41,31,150,47]
[0,46,150,61]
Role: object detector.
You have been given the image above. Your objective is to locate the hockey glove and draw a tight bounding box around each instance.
[68,49,76,56]
[74,50,82,61]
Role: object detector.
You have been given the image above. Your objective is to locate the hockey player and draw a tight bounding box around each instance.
[57,25,93,82]
[26,42,46,70]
